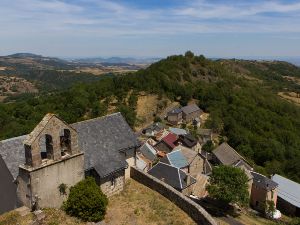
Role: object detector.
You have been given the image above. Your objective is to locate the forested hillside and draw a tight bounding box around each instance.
[1,52,300,182]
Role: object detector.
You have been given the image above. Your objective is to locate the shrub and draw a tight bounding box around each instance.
[63,177,108,222]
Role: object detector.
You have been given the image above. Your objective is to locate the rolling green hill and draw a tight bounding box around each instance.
[1,52,300,182]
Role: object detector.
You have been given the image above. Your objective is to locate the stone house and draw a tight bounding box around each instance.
[167,108,182,125]
[197,129,213,145]
[176,134,201,152]
[160,150,190,173]
[212,142,252,171]
[272,174,300,216]
[142,122,164,137]
[154,133,178,154]
[250,171,278,212]
[72,112,140,196]
[181,104,203,123]
[148,162,196,195]
[139,141,157,162]
[0,112,139,212]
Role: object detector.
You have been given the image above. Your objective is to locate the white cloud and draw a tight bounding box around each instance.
[0,0,300,38]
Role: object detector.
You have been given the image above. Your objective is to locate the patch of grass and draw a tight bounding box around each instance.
[105,179,196,225]
[0,211,32,225]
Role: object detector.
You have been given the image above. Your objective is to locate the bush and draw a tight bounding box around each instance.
[63,177,108,222]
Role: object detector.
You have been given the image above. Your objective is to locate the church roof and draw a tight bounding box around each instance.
[72,112,140,177]
[0,112,139,179]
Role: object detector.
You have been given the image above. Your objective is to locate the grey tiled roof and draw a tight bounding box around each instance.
[168,108,182,114]
[0,112,139,179]
[139,142,157,162]
[212,142,243,166]
[148,162,196,190]
[251,171,278,191]
[72,112,140,177]
[181,104,201,115]
[0,135,27,179]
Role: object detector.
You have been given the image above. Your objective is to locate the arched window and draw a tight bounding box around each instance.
[39,134,53,159]
[60,129,71,156]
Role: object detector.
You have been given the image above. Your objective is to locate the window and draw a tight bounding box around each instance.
[39,134,53,160]
[60,129,71,156]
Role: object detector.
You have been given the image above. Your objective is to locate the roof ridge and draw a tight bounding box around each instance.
[0,134,27,143]
[178,168,183,189]
[71,112,121,125]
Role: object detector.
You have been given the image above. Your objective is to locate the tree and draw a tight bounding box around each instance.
[202,140,214,152]
[63,177,108,222]
[206,165,249,206]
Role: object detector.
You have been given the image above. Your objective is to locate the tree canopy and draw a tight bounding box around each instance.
[1,52,300,182]
[206,165,250,206]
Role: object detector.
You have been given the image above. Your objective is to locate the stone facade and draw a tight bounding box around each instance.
[100,170,125,197]
[17,114,85,209]
[17,153,84,208]
[182,110,201,123]
[123,148,136,180]
[167,112,182,125]
[250,185,277,212]
[131,167,217,225]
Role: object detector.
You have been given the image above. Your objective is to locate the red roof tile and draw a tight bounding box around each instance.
[162,133,178,148]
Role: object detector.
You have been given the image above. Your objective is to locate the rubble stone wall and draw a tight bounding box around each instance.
[130,167,217,225]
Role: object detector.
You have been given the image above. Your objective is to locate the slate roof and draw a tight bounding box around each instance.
[178,134,198,148]
[272,174,300,208]
[169,127,187,136]
[143,122,164,134]
[148,162,196,190]
[212,142,244,166]
[168,108,182,115]
[251,171,278,191]
[0,135,27,179]
[0,112,139,180]
[160,150,189,168]
[181,104,201,115]
[72,112,139,177]
[234,159,253,171]
[139,142,157,162]
[0,155,17,214]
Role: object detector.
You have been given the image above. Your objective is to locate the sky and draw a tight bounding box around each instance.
[0,0,300,58]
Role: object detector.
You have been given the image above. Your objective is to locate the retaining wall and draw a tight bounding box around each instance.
[130,167,217,225]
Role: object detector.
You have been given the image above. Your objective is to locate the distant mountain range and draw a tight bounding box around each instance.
[69,56,161,65]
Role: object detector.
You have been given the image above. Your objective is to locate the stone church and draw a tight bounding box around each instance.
[0,112,139,214]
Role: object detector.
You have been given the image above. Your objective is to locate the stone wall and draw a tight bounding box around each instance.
[130,167,217,225]
[100,170,125,197]
[17,153,84,209]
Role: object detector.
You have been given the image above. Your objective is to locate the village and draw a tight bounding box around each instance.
[0,103,300,225]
